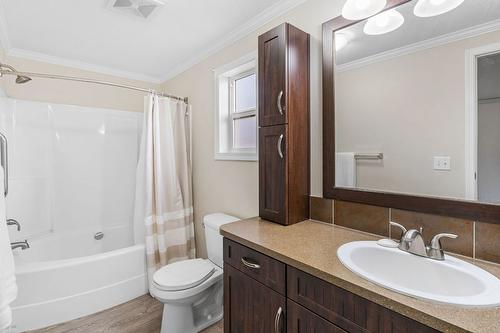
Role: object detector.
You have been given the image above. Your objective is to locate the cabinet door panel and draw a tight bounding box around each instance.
[288,299,346,333]
[259,23,287,127]
[259,125,287,224]
[224,264,286,333]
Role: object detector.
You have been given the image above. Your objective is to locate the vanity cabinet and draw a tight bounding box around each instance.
[223,238,440,333]
[224,264,285,332]
[258,23,310,226]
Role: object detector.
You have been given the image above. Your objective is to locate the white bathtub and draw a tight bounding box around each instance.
[10,227,147,332]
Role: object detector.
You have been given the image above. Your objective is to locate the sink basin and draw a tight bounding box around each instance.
[337,241,500,307]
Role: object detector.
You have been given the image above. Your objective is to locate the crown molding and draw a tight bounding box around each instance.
[337,18,500,73]
[0,0,306,85]
[0,0,162,83]
[6,47,164,83]
[159,0,307,82]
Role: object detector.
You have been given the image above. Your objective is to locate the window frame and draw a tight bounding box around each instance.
[229,69,257,151]
[214,52,258,161]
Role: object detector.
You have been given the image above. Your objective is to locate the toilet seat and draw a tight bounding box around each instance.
[153,259,216,291]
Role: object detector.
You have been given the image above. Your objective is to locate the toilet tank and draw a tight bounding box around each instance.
[203,213,240,268]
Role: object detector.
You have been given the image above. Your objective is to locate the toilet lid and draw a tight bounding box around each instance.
[153,258,216,291]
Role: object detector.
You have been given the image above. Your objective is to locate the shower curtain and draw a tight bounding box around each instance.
[134,94,195,283]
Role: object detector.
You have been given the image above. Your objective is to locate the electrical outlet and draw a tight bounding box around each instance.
[434,156,451,171]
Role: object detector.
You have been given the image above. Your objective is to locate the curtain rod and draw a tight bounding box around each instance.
[0,69,188,103]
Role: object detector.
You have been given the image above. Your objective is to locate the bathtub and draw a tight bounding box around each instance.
[10,227,147,332]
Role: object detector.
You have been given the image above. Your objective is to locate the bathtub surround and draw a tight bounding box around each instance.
[0,169,17,332]
[0,97,147,332]
[135,95,195,283]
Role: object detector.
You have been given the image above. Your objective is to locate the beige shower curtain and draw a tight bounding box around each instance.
[134,94,195,281]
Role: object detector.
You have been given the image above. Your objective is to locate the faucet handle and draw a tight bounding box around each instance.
[429,233,458,250]
[389,221,407,239]
[7,218,20,232]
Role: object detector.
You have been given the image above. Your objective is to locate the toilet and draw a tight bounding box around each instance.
[150,213,240,333]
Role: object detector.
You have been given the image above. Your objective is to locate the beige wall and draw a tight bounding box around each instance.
[0,48,158,112]
[161,0,341,257]
[336,30,500,200]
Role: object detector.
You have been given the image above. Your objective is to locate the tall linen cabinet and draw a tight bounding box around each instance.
[258,23,310,226]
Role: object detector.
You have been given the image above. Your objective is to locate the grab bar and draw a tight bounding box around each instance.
[0,132,8,196]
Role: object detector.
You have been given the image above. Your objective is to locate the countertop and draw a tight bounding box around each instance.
[220,217,500,333]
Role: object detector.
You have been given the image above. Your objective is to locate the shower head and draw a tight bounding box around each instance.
[0,62,32,84]
[15,75,32,84]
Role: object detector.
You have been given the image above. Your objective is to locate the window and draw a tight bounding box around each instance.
[214,53,257,161]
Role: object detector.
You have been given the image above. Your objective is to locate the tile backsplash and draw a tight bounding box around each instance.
[310,196,500,264]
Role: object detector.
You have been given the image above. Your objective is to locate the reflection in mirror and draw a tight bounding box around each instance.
[334,0,500,203]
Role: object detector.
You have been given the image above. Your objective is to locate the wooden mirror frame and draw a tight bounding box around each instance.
[322,0,500,225]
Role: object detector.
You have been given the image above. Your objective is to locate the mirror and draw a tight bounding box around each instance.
[334,0,500,204]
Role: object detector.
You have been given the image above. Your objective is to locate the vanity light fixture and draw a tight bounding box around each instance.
[363,9,404,35]
[413,0,465,18]
[335,32,349,51]
[341,0,387,20]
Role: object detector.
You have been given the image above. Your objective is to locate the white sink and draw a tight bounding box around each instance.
[337,241,500,307]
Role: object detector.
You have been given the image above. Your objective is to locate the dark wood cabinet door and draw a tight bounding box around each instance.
[259,125,287,224]
[287,300,346,333]
[224,264,286,333]
[259,23,287,127]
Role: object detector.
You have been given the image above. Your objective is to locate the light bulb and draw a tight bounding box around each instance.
[363,9,404,35]
[356,0,370,10]
[414,0,465,18]
[342,0,387,20]
[375,13,390,27]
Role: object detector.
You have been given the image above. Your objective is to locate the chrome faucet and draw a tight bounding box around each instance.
[7,218,20,231]
[390,221,457,260]
[11,240,30,250]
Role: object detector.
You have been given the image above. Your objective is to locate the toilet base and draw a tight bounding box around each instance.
[158,279,223,333]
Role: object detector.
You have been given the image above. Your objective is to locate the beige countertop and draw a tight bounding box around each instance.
[220,217,500,333]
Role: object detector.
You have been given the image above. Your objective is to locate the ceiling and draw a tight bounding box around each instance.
[0,0,305,83]
[336,0,500,66]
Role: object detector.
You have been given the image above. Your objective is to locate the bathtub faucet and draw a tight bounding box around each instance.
[11,240,30,250]
[7,218,21,231]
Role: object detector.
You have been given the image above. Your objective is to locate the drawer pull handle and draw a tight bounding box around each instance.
[241,257,261,269]
[277,134,284,159]
[277,90,284,115]
[274,306,283,333]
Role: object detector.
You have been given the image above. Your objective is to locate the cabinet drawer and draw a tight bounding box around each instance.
[223,238,286,294]
[287,299,347,333]
[287,267,439,333]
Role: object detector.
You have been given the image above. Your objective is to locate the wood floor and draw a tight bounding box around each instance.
[29,295,223,333]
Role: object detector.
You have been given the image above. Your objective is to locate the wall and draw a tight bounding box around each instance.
[161,0,341,257]
[0,47,158,112]
[478,101,500,203]
[336,30,500,200]
[310,196,500,264]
